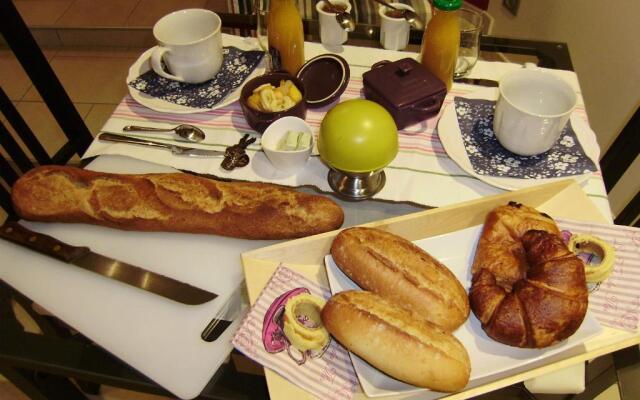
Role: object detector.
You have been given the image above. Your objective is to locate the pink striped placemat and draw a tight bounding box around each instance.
[558,219,640,332]
[111,77,590,162]
[89,64,607,211]
[232,265,359,399]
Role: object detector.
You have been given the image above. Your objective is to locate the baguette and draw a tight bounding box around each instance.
[11,165,344,239]
[331,227,469,331]
[321,290,470,392]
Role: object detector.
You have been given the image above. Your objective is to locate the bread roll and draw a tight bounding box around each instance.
[11,165,344,239]
[331,227,469,331]
[321,290,470,392]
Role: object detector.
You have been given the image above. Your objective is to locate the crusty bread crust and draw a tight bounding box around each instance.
[471,202,559,290]
[322,291,470,392]
[330,227,469,331]
[11,165,344,239]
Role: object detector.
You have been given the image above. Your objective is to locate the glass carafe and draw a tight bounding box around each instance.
[267,0,305,75]
[419,0,461,91]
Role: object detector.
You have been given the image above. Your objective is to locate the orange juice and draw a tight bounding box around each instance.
[419,1,461,91]
[268,0,305,75]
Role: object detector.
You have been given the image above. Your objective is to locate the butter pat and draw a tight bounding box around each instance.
[282,130,299,151]
[297,131,311,150]
[277,131,312,151]
[282,293,330,351]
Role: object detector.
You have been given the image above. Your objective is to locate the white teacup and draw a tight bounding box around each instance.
[493,66,577,156]
[378,3,414,51]
[316,1,352,46]
[150,9,223,84]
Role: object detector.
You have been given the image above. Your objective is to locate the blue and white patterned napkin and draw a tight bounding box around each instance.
[453,97,597,179]
[128,47,264,109]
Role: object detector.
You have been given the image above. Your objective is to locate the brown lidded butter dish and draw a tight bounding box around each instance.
[363,58,447,129]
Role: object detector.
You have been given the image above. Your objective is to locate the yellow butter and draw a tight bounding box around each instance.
[568,234,616,283]
[282,293,330,351]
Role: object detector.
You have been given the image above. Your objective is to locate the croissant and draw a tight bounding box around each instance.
[470,203,588,348]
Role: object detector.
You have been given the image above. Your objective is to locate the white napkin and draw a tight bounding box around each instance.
[558,218,640,332]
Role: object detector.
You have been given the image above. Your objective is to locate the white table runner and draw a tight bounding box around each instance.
[83,35,612,221]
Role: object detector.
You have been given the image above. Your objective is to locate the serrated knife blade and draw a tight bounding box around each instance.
[0,222,217,305]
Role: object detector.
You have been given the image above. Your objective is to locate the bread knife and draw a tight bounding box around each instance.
[98,132,225,157]
[0,222,217,306]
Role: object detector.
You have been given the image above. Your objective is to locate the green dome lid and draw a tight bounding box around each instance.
[318,99,398,173]
[433,0,462,11]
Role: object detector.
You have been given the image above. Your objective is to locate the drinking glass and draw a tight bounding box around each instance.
[254,0,272,71]
[454,9,483,78]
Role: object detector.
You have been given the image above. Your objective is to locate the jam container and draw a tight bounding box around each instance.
[363,58,447,129]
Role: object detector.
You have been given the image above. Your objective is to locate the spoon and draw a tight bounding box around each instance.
[372,0,424,30]
[324,0,356,32]
[123,124,206,142]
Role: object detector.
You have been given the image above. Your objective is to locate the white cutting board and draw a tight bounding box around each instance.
[0,155,278,399]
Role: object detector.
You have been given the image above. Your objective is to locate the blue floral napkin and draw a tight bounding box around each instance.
[454,97,597,178]
[129,47,264,109]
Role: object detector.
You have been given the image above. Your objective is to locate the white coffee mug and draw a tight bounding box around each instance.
[493,66,577,156]
[150,9,223,84]
[316,0,352,46]
[378,3,413,51]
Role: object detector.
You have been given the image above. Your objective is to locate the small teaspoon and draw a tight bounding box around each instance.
[372,0,424,30]
[324,0,356,32]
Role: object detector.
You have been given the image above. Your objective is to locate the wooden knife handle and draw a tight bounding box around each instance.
[0,222,90,263]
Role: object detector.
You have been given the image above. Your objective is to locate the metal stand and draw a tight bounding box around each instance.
[327,169,386,200]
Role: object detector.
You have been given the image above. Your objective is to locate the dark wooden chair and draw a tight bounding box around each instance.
[594,105,640,399]
[0,1,133,398]
[0,2,93,217]
[601,105,640,227]
[0,2,267,399]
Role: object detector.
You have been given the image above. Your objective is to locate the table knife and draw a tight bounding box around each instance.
[98,132,225,157]
[200,289,244,342]
[453,77,499,87]
[0,222,217,305]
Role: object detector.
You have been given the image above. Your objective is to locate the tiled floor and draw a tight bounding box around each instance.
[0,377,172,400]
[12,0,229,27]
[3,1,232,158]
[0,1,630,399]
[1,46,137,157]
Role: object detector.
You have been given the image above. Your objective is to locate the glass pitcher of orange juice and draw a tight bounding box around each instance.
[267,0,305,75]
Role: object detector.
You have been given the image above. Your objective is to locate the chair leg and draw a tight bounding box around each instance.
[612,345,640,400]
[75,380,101,395]
[0,365,88,400]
